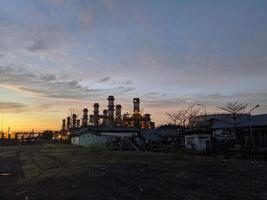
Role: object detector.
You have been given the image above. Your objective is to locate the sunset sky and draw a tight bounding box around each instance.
[0,0,267,131]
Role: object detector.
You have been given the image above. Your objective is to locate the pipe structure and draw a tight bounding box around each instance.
[82,108,88,126]
[133,98,140,114]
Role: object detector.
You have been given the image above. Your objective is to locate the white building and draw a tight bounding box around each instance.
[184,134,211,153]
[71,127,139,146]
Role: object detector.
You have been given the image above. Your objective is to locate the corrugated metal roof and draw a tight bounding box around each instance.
[211,114,267,129]
[141,130,163,141]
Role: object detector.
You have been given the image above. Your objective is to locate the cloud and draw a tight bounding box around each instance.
[98,77,111,82]
[27,39,46,52]
[0,102,27,113]
[17,87,42,94]
[121,80,133,85]
[0,65,136,100]
[40,74,57,81]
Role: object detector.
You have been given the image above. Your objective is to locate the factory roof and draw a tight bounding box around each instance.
[88,126,140,133]
[70,129,101,137]
[71,126,140,137]
[210,114,267,129]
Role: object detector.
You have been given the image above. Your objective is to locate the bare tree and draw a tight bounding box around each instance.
[166,112,179,125]
[186,104,201,128]
[218,100,249,143]
[175,110,188,127]
[166,110,188,126]
[166,104,201,127]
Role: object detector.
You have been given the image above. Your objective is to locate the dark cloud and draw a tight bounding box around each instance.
[40,74,56,81]
[26,39,46,52]
[18,87,42,94]
[122,80,133,85]
[98,77,111,82]
[0,102,27,113]
[145,92,159,96]
[115,86,135,93]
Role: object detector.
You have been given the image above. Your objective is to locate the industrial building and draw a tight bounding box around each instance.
[61,96,155,131]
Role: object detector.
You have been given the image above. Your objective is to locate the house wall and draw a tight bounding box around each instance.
[71,133,111,146]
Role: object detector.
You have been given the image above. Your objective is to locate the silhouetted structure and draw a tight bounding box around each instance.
[61,96,155,131]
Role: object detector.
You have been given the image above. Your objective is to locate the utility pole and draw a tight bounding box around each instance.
[1,114,4,139]
[248,105,260,149]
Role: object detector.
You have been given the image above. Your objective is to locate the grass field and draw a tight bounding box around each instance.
[1,144,267,200]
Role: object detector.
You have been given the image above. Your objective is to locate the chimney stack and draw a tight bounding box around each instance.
[107,96,115,125]
[93,103,100,125]
[133,98,140,114]
[62,119,66,131]
[67,117,71,130]
[82,108,88,126]
[72,114,77,128]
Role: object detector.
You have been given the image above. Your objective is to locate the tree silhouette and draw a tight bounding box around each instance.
[166,104,201,127]
[218,100,249,143]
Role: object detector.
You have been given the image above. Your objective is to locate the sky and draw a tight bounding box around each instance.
[0,0,267,131]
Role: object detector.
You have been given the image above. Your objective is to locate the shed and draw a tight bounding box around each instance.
[71,127,140,146]
[71,130,113,146]
[185,134,211,153]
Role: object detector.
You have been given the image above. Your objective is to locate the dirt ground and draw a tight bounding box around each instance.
[0,144,267,200]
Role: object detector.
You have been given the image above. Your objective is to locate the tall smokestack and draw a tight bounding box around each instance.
[107,96,115,125]
[72,114,77,128]
[82,108,88,126]
[67,117,71,130]
[115,104,122,127]
[93,103,100,125]
[62,119,66,131]
[133,98,140,114]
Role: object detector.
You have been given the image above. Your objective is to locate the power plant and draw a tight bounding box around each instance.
[61,96,155,131]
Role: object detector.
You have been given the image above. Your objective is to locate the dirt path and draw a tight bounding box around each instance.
[1,145,267,200]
